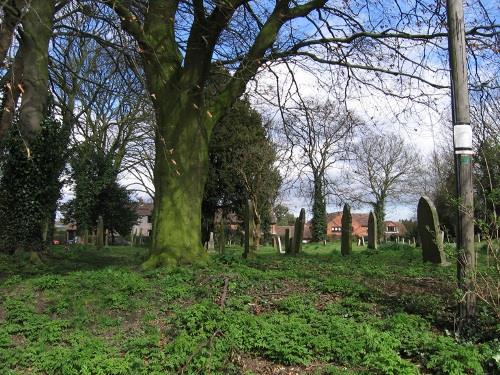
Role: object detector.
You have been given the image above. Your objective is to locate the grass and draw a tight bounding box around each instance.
[0,243,498,374]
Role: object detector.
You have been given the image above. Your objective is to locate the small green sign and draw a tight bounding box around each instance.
[461,155,472,165]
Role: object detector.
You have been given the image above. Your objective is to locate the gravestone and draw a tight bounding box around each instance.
[368,211,378,250]
[284,228,291,254]
[341,204,352,256]
[208,232,215,251]
[361,236,365,246]
[292,208,305,254]
[96,215,104,249]
[417,196,448,265]
[275,235,284,253]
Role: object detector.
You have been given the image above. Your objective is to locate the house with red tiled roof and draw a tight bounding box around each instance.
[326,212,369,240]
[325,212,407,241]
[384,221,407,238]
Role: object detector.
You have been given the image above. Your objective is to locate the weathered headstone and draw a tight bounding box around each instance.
[275,235,283,254]
[417,196,447,265]
[105,229,109,247]
[208,232,215,251]
[284,228,291,254]
[341,204,352,256]
[292,208,305,254]
[96,215,104,249]
[368,211,378,250]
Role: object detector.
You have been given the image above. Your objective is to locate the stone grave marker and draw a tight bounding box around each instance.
[341,204,352,256]
[292,208,305,254]
[368,211,378,250]
[417,196,448,265]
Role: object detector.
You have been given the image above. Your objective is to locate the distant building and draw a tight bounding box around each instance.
[214,211,243,230]
[326,212,369,240]
[274,224,312,242]
[132,202,154,237]
[66,221,77,243]
[325,212,407,241]
[384,220,407,238]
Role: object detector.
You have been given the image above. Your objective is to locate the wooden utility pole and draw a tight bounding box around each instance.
[446,0,476,321]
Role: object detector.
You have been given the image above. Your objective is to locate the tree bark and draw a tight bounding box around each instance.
[0,0,54,144]
[17,0,55,145]
[0,0,20,65]
[373,201,386,241]
[143,99,210,268]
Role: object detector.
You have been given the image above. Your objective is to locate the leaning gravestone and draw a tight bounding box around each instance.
[417,196,447,265]
[275,235,284,254]
[292,208,305,254]
[341,204,352,256]
[368,211,378,250]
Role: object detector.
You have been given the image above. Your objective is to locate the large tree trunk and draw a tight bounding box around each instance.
[311,177,326,242]
[143,99,210,268]
[0,0,20,65]
[373,201,386,241]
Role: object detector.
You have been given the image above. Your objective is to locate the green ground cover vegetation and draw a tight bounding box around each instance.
[0,243,498,374]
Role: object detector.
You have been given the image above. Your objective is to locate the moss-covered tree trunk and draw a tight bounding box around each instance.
[144,101,210,268]
[104,0,326,268]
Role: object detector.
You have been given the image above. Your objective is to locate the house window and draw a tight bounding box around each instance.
[147,215,152,223]
[387,225,396,232]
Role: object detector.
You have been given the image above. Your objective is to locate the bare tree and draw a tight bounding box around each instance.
[282,98,361,242]
[343,131,422,239]
[93,0,497,267]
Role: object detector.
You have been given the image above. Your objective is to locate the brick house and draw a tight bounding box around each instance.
[132,202,154,237]
[214,211,243,230]
[384,220,407,239]
[326,212,369,240]
[326,212,407,241]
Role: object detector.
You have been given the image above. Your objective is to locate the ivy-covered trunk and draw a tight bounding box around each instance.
[143,97,210,268]
[311,178,327,242]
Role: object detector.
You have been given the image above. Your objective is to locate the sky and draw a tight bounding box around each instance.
[247,59,454,222]
[119,0,498,223]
